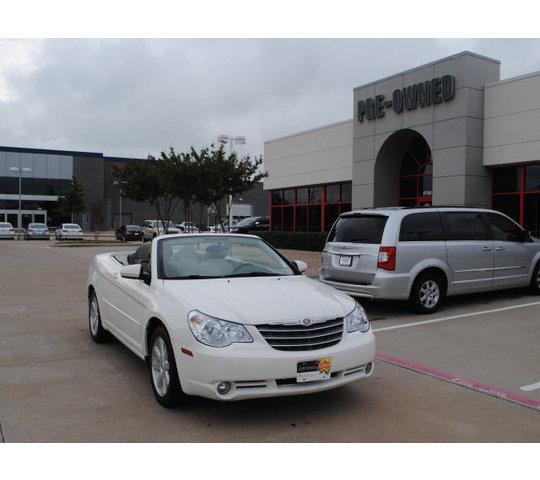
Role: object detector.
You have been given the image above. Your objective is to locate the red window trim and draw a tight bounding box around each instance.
[491,163,540,227]
[269,182,352,232]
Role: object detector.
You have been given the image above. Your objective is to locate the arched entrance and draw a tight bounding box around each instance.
[373,129,432,207]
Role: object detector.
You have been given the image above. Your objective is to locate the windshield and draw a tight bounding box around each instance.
[0,223,11,228]
[126,225,141,230]
[327,214,388,244]
[236,217,257,226]
[159,235,295,279]
[64,224,81,229]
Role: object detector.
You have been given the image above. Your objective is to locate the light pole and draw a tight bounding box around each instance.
[217,134,246,231]
[9,166,32,240]
[113,180,125,229]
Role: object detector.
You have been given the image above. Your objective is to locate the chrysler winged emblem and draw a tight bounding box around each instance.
[302,318,312,326]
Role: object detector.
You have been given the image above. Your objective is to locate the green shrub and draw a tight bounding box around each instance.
[255,231,328,252]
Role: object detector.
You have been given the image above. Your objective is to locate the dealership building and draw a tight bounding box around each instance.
[263,51,540,236]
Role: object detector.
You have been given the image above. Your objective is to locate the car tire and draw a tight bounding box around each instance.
[529,262,540,295]
[409,272,445,314]
[149,326,186,408]
[88,291,110,343]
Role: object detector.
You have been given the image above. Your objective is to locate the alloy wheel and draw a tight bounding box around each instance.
[151,337,171,397]
[89,296,99,336]
[419,280,440,309]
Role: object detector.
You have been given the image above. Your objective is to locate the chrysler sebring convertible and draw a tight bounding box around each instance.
[87,234,375,407]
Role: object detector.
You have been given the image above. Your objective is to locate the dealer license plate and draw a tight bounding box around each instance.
[339,255,353,266]
[296,357,332,383]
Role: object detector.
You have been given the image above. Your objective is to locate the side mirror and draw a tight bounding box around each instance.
[120,264,143,279]
[294,260,308,273]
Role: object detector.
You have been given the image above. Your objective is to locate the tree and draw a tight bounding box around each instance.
[189,144,266,229]
[113,152,180,227]
[57,177,86,223]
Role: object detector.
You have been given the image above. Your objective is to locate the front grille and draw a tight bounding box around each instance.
[257,317,344,351]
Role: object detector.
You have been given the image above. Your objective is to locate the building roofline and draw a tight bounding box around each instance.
[485,70,540,88]
[103,156,146,163]
[353,50,501,91]
[263,118,353,145]
[0,145,103,158]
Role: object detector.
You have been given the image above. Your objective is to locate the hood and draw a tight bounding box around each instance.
[162,275,355,325]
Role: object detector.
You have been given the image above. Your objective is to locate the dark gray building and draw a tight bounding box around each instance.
[0,145,268,230]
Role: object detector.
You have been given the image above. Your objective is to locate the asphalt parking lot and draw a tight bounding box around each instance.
[0,240,539,442]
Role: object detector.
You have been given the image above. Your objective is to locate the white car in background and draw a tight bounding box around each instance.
[142,220,180,240]
[0,222,16,240]
[55,223,83,240]
[87,234,375,407]
[176,222,199,233]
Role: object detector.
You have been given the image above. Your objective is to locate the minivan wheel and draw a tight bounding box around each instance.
[529,262,540,295]
[149,326,186,408]
[410,273,445,314]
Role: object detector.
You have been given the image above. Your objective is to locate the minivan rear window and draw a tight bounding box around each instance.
[327,214,388,244]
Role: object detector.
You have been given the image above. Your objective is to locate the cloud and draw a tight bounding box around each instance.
[0,39,539,158]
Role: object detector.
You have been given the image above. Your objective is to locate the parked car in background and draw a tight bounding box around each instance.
[176,222,199,233]
[87,234,375,407]
[55,223,84,241]
[231,216,270,233]
[0,222,16,240]
[142,220,180,240]
[115,224,144,242]
[205,224,224,233]
[320,207,540,314]
[24,223,50,240]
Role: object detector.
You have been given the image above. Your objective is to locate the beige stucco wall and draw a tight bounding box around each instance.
[263,119,353,190]
[484,72,540,166]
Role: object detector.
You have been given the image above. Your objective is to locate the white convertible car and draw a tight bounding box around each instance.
[87,234,375,407]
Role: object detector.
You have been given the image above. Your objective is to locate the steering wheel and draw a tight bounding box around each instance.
[231,262,254,274]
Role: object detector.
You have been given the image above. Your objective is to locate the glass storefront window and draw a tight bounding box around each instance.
[295,205,307,231]
[308,205,321,231]
[325,184,340,203]
[283,189,294,205]
[524,194,540,236]
[309,186,322,204]
[324,204,340,231]
[270,182,352,232]
[271,190,282,206]
[282,206,294,231]
[492,195,520,224]
[271,207,282,230]
[525,165,540,191]
[493,167,519,193]
[341,184,351,202]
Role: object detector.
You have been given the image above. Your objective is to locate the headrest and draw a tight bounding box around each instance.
[127,243,151,265]
[206,244,227,259]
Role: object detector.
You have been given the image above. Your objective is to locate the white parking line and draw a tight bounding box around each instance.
[520,381,540,392]
[373,300,540,333]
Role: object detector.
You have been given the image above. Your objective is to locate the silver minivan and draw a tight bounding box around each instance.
[320,207,540,313]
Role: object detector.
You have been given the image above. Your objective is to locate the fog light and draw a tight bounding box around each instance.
[365,362,374,375]
[216,381,232,395]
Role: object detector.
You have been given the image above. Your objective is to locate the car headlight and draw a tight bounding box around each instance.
[345,303,370,333]
[187,310,253,347]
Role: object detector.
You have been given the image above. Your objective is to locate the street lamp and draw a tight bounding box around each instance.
[217,135,246,231]
[113,180,126,229]
[8,166,32,239]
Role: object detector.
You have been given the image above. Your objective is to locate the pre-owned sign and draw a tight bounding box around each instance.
[357,75,455,122]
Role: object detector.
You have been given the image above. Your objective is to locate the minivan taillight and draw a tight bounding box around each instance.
[377,246,396,271]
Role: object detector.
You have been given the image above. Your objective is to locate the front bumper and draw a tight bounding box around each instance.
[172,329,375,400]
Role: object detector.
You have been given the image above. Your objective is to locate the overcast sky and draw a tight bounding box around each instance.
[0,38,539,159]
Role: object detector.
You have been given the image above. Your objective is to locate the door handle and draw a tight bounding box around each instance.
[495,246,505,251]
[481,246,492,251]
